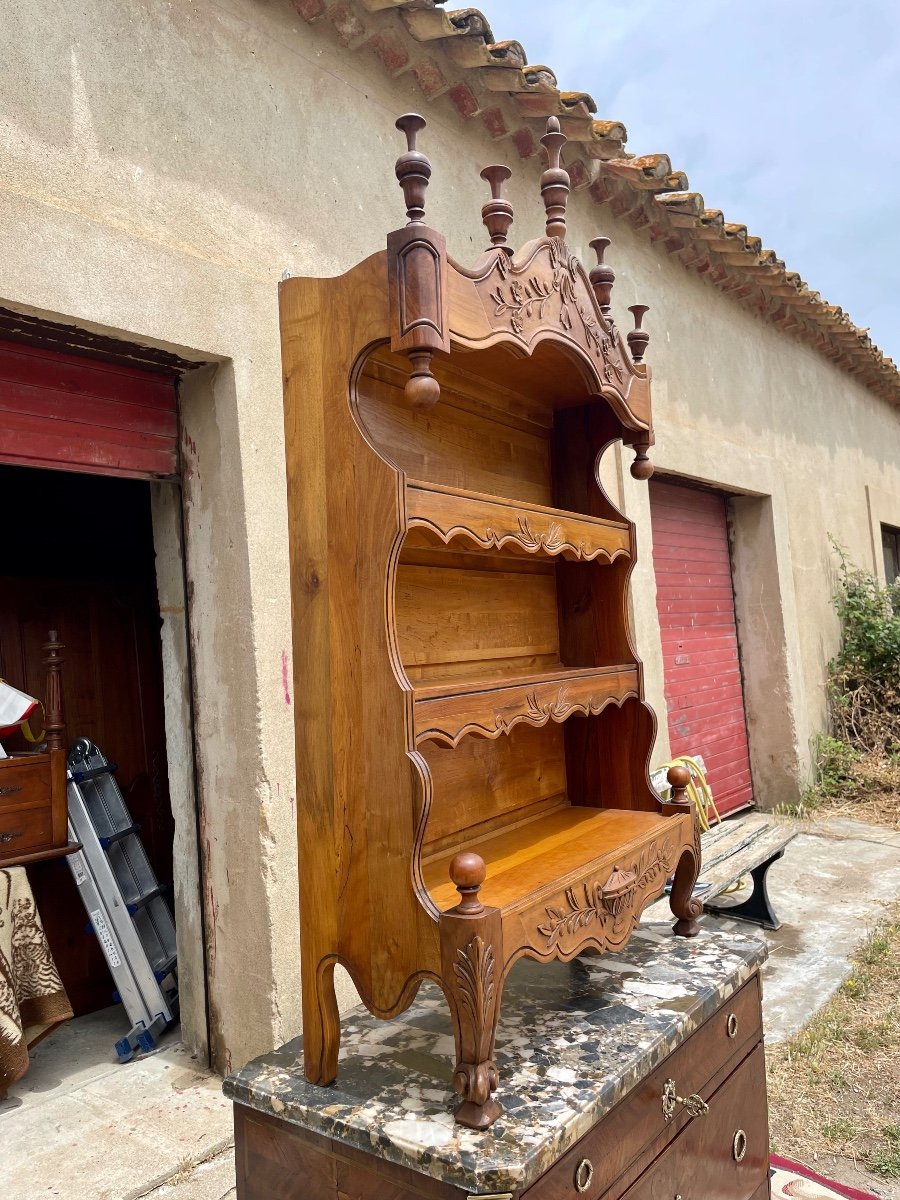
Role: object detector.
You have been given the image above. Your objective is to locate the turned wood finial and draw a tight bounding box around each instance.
[43,629,65,753]
[666,764,692,809]
[589,236,615,315]
[394,113,431,225]
[449,851,486,915]
[627,304,650,364]
[480,164,513,252]
[630,442,654,480]
[540,116,569,240]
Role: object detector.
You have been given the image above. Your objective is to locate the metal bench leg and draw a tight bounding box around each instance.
[703,848,786,931]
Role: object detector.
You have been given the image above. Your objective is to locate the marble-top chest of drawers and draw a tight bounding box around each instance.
[225,925,770,1200]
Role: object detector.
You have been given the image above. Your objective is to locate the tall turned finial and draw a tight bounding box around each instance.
[480,164,513,252]
[666,764,692,809]
[449,851,486,916]
[540,116,569,240]
[627,304,650,364]
[395,113,431,224]
[589,237,615,315]
[43,629,65,753]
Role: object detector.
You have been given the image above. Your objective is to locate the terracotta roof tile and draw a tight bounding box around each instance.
[294,0,898,400]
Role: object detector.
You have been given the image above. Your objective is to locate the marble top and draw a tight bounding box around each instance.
[224,925,766,1195]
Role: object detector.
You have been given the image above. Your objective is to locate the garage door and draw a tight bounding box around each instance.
[0,338,178,478]
[650,479,753,816]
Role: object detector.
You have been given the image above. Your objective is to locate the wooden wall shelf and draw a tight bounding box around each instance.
[282,114,703,1130]
[413,665,640,747]
[406,480,631,563]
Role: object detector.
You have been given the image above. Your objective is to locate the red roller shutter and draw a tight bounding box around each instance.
[0,339,178,479]
[650,479,753,816]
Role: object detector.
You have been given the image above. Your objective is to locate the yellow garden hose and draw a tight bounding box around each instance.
[661,754,721,832]
[662,755,745,895]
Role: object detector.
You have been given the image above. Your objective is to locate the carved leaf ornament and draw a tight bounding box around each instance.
[487,239,627,386]
[453,934,495,1035]
[537,837,677,950]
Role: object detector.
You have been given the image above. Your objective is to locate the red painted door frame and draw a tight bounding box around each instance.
[650,479,754,816]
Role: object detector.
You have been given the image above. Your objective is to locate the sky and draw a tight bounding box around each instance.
[474,0,900,362]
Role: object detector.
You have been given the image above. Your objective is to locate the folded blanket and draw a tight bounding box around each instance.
[0,866,73,1096]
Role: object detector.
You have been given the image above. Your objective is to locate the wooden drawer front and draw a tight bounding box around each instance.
[0,758,51,810]
[527,975,762,1199]
[0,802,53,858]
[619,1043,769,1200]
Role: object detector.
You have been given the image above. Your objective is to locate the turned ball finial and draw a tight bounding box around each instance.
[395,113,432,224]
[630,443,654,480]
[480,164,514,252]
[540,116,569,240]
[666,764,692,808]
[627,304,651,364]
[449,851,487,915]
[589,236,615,315]
[405,349,441,410]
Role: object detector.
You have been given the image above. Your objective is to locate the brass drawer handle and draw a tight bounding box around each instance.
[733,1129,748,1162]
[662,1078,709,1121]
[574,1158,594,1193]
[0,830,24,843]
[727,1012,739,1038]
[0,785,23,797]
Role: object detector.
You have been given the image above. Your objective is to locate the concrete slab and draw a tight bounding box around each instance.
[1,1008,232,1200]
[135,1148,236,1199]
[699,826,900,1042]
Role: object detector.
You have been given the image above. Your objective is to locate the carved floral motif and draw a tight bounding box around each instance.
[411,513,629,563]
[537,836,677,950]
[485,238,628,385]
[495,685,623,736]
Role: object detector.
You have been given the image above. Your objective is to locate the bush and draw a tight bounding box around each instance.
[827,545,900,757]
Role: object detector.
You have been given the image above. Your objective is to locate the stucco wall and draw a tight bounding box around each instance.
[2,0,899,1070]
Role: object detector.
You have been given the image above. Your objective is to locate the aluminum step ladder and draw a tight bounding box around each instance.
[65,737,178,1062]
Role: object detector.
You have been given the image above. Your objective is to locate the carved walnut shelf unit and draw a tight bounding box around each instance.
[282,114,702,1130]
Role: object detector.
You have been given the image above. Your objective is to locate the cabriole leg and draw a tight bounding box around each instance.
[439,852,505,1130]
[302,957,341,1086]
[670,845,703,938]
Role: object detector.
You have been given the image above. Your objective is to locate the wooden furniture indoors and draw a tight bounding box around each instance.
[0,631,76,868]
[282,114,703,1129]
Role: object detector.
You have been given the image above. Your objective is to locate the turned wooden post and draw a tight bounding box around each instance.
[540,117,569,240]
[480,164,513,252]
[627,304,651,364]
[439,851,505,1130]
[387,114,450,410]
[42,630,65,753]
[43,629,68,846]
[589,236,615,316]
[665,766,704,938]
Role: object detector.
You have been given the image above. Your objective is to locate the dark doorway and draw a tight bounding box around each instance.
[0,464,174,1015]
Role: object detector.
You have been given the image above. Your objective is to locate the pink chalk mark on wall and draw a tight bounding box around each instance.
[281,649,292,706]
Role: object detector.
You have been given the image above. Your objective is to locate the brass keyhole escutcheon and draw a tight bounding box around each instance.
[662,1078,710,1121]
[574,1158,594,1193]
[733,1129,748,1162]
[727,1012,739,1038]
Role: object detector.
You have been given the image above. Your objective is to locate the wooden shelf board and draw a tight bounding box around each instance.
[414,662,632,703]
[413,663,640,747]
[406,478,631,563]
[424,806,671,914]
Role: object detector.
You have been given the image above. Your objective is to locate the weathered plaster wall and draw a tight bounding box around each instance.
[2,0,899,1067]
